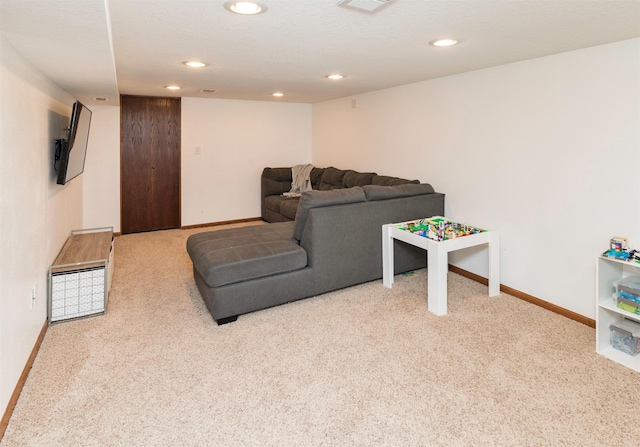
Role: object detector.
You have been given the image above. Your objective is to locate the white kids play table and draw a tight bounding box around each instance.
[382,216,500,315]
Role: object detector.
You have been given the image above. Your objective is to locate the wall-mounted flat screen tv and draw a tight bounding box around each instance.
[55,100,92,185]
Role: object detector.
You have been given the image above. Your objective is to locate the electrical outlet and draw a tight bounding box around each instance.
[31,283,37,309]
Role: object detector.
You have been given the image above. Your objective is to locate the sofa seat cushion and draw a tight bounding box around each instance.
[264,194,299,214]
[279,198,300,220]
[187,223,306,288]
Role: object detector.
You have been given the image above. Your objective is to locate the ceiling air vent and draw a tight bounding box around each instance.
[337,0,394,14]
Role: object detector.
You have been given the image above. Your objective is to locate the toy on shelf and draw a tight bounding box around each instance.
[602,236,640,264]
[614,275,640,315]
[396,217,485,242]
[610,236,628,251]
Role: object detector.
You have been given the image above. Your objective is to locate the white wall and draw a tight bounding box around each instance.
[83,105,120,232]
[82,98,311,230]
[181,97,312,226]
[312,38,640,318]
[0,36,79,418]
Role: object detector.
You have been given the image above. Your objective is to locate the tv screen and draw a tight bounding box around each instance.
[56,101,92,185]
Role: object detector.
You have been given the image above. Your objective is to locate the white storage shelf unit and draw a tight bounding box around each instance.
[596,256,640,372]
[48,227,114,323]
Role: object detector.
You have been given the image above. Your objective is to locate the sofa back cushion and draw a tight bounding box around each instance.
[362,183,435,201]
[262,167,292,182]
[372,175,420,186]
[318,167,347,190]
[342,170,376,188]
[261,167,293,197]
[310,167,325,189]
[294,187,367,240]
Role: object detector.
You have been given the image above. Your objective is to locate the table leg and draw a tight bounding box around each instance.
[382,225,394,288]
[488,232,500,297]
[427,242,449,315]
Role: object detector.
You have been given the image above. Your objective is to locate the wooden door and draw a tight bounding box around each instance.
[121,95,181,234]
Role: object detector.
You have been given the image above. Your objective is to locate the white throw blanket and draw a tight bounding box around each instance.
[283,164,314,197]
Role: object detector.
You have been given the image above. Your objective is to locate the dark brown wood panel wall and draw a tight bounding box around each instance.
[120,95,181,234]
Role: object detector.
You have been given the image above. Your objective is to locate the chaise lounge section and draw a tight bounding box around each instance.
[187,168,445,324]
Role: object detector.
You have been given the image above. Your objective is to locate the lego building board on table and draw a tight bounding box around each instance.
[395,217,486,242]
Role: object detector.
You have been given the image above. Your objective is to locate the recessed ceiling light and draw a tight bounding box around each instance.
[165,85,181,90]
[429,39,458,47]
[183,61,208,68]
[224,1,268,15]
[272,92,284,97]
[325,74,345,80]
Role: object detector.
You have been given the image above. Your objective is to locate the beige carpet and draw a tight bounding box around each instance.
[2,225,639,447]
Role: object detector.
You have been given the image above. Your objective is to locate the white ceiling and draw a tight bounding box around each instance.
[1,0,639,106]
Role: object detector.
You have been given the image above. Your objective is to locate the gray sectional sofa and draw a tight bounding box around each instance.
[187,167,445,324]
[261,166,420,223]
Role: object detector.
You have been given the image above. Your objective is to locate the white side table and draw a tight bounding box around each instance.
[382,216,500,315]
